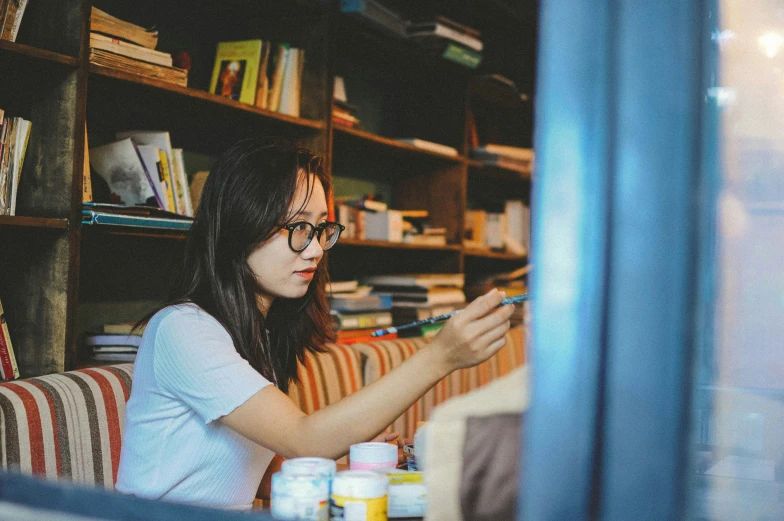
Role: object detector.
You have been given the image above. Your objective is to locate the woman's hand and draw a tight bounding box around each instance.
[428,288,514,374]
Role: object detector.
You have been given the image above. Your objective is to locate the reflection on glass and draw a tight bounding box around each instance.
[691,0,784,519]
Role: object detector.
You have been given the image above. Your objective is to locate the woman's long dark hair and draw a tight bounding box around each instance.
[154,138,334,393]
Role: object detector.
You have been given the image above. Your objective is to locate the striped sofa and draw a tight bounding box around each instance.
[0,329,525,488]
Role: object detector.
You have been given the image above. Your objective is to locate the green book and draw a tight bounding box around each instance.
[442,44,482,69]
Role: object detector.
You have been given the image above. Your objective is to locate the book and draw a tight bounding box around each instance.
[116,131,177,212]
[254,41,272,109]
[402,234,447,246]
[327,280,359,293]
[9,117,31,215]
[278,47,302,117]
[363,273,465,289]
[463,210,487,248]
[364,210,403,242]
[90,7,158,49]
[329,293,392,312]
[84,333,142,347]
[82,210,193,230]
[210,40,263,105]
[0,295,19,380]
[171,148,193,217]
[91,346,138,354]
[442,43,482,69]
[189,170,209,212]
[482,145,535,162]
[89,49,187,87]
[392,304,458,323]
[394,138,459,157]
[267,44,289,111]
[1,0,29,42]
[90,352,137,362]
[407,19,483,52]
[329,309,393,331]
[375,287,466,307]
[340,0,409,38]
[89,138,157,206]
[134,144,168,210]
[89,32,173,67]
[82,202,192,220]
[83,124,92,203]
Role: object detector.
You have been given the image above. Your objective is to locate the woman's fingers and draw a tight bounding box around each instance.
[482,335,509,358]
[466,303,514,339]
[455,289,506,323]
[474,320,510,356]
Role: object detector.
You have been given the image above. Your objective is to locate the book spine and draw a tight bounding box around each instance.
[442,44,482,69]
[158,150,177,213]
[0,300,19,380]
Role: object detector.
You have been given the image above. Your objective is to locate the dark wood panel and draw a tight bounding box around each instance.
[13,0,82,57]
[0,228,70,376]
[0,41,79,66]
[327,247,461,281]
[395,165,466,244]
[12,70,80,218]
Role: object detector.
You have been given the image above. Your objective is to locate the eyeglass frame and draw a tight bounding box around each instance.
[282,220,346,252]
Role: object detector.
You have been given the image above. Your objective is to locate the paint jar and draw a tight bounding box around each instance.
[373,468,427,519]
[330,470,388,521]
[282,458,337,479]
[271,472,330,521]
[349,442,397,471]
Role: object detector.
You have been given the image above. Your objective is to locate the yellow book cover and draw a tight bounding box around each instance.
[210,40,262,105]
[83,124,92,202]
[158,149,177,212]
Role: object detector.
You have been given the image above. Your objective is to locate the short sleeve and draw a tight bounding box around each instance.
[152,306,272,423]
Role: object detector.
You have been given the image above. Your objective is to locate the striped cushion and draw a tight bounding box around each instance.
[349,327,526,437]
[0,365,133,489]
[287,344,364,414]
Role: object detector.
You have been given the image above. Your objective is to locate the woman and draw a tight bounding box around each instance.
[115,138,514,510]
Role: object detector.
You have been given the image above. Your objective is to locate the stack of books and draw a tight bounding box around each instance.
[464,200,530,254]
[332,99,362,129]
[0,0,29,42]
[402,222,447,246]
[89,7,187,87]
[88,130,194,218]
[394,138,459,157]
[0,110,32,216]
[340,0,409,38]
[407,16,483,69]
[328,280,395,343]
[210,40,305,117]
[363,273,466,337]
[464,265,530,326]
[85,332,142,363]
[471,145,534,175]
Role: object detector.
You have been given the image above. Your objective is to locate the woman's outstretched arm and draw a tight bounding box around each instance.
[220,288,514,459]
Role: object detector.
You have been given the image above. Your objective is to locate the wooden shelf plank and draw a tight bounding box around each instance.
[333,125,464,163]
[89,65,326,130]
[335,238,462,251]
[467,159,531,180]
[0,40,79,67]
[463,247,527,260]
[81,224,188,240]
[0,216,69,229]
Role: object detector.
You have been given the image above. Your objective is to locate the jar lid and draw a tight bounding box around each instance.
[281,457,336,478]
[331,470,388,499]
[350,442,398,464]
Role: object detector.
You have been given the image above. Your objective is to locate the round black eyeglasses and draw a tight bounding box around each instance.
[283,221,345,252]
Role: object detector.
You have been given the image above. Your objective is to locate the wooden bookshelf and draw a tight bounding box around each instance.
[0,216,69,229]
[463,247,527,261]
[335,238,462,251]
[89,65,325,131]
[0,40,79,67]
[333,125,464,164]
[3,0,534,376]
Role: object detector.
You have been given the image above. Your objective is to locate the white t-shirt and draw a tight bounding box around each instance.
[116,303,274,510]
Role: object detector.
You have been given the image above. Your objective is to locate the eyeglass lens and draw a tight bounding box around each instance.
[290,223,341,251]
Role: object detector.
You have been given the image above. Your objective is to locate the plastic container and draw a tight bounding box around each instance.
[373,468,427,519]
[349,442,398,471]
[281,457,337,479]
[330,470,388,521]
[271,472,330,521]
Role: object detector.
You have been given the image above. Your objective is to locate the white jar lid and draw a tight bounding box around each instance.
[350,442,398,464]
[281,457,336,478]
[271,472,330,497]
[331,470,388,499]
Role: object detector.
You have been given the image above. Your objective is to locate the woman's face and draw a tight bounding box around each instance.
[247,174,328,314]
